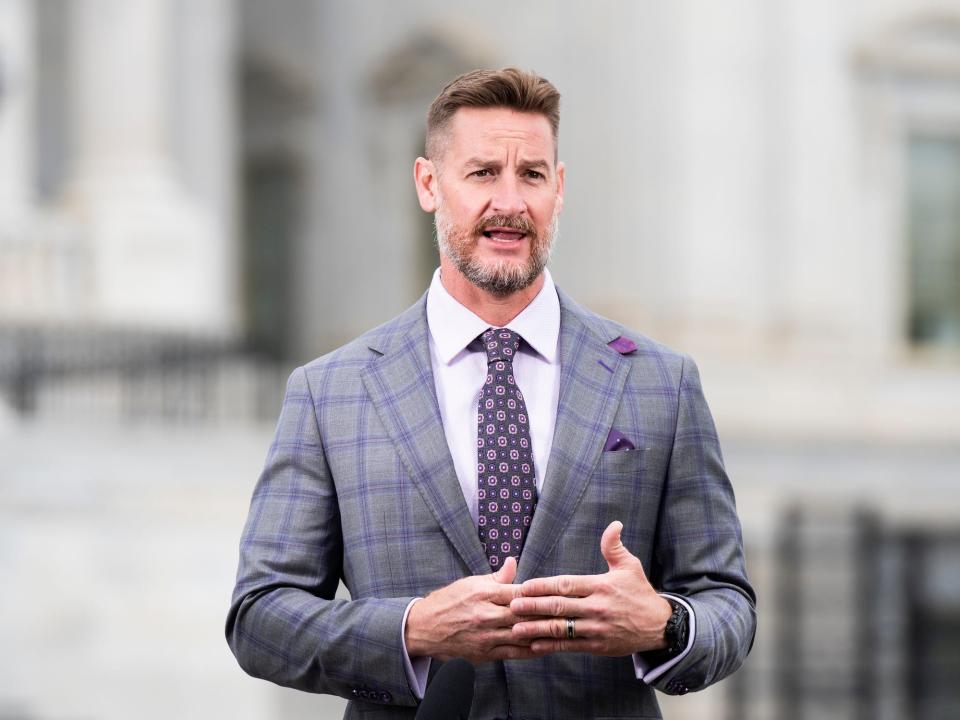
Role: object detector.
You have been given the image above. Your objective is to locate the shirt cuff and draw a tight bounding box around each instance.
[632,593,696,684]
[400,597,432,699]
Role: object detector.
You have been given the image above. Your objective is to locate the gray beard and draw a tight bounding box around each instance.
[435,211,558,297]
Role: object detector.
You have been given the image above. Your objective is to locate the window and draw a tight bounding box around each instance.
[908,134,960,348]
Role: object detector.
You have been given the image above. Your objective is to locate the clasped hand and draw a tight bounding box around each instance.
[405,521,671,662]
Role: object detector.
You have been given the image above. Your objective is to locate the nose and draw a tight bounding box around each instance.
[489,174,527,217]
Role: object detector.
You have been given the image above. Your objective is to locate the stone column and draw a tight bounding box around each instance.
[0,0,33,221]
[661,0,771,352]
[65,0,236,333]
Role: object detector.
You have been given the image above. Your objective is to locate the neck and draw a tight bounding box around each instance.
[439,257,545,327]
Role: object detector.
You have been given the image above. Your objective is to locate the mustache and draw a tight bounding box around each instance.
[473,215,537,238]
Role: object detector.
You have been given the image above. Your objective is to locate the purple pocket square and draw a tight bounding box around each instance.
[604,428,636,452]
[608,336,638,354]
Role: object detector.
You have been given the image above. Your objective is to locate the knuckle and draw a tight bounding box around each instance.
[551,598,565,617]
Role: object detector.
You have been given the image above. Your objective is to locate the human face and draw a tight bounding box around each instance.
[414,107,565,296]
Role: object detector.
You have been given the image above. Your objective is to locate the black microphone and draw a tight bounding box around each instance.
[414,657,475,720]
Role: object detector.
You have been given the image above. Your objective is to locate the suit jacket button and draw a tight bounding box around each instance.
[380,691,392,703]
[351,688,360,698]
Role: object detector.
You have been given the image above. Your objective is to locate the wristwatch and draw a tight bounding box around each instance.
[638,597,690,666]
[662,597,689,657]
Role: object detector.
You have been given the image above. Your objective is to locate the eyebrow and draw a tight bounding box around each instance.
[463,157,553,172]
[521,159,551,173]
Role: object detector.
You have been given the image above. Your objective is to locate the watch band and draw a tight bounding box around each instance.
[637,597,690,667]
[662,598,689,656]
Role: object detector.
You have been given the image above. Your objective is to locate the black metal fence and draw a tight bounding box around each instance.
[0,323,288,424]
[728,507,960,720]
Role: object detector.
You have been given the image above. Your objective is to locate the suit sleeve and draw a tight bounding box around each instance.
[648,355,757,695]
[225,366,418,707]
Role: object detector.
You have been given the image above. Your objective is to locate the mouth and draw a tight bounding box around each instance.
[482,227,527,243]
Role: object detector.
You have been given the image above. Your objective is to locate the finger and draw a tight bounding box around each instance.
[529,637,608,655]
[485,581,524,606]
[511,618,606,640]
[491,555,518,584]
[510,595,588,618]
[478,627,536,646]
[520,574,598,599]
[474,603,537,629]
[600,520,636,570]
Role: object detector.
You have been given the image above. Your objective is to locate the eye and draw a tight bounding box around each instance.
[524,170,545,180]
[471,168,492,178]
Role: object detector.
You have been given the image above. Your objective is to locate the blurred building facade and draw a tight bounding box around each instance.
[1,1,959,719]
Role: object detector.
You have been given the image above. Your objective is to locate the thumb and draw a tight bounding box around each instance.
[491,555,518,584]
[600,521,636,570]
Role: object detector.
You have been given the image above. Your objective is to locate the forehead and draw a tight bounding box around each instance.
[444,107,555,163]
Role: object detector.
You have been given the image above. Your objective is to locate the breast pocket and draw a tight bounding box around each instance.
[591,448,648,517]
[547,448,654,573]
[596,446,645,480]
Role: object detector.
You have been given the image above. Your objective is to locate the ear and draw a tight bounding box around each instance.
[554,160,565,214]
[414,157,440,213]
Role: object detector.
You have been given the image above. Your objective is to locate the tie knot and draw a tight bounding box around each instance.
[481,328,521,364]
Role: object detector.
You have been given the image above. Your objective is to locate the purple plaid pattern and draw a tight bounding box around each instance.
[226,287,756,719]
[477,328,537,568]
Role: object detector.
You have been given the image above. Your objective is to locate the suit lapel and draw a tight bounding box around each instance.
[361,298,490,576]
[517,291,631,581]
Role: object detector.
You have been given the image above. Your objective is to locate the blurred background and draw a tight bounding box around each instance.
[1,0,959,718]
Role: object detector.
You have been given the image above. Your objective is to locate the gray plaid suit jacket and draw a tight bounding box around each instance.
[226,287,756,719]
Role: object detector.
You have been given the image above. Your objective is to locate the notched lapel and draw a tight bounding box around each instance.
[361,303,490,576]
[518,296,631,581]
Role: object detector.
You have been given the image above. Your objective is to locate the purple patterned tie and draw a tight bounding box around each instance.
[477,328,538,569]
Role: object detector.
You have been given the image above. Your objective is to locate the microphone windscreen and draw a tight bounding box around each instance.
[414,657,475,720]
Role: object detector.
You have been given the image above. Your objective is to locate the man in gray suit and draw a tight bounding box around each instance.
[227,68,756,719]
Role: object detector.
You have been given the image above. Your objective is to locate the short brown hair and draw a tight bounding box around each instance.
[425,68,561,160]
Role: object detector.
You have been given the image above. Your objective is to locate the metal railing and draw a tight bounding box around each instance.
[0,323,288,424]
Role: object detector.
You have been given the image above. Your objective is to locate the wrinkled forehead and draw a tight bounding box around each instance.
[438,107,558,165]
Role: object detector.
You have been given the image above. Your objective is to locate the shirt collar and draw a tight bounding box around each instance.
[426,267,561,365]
